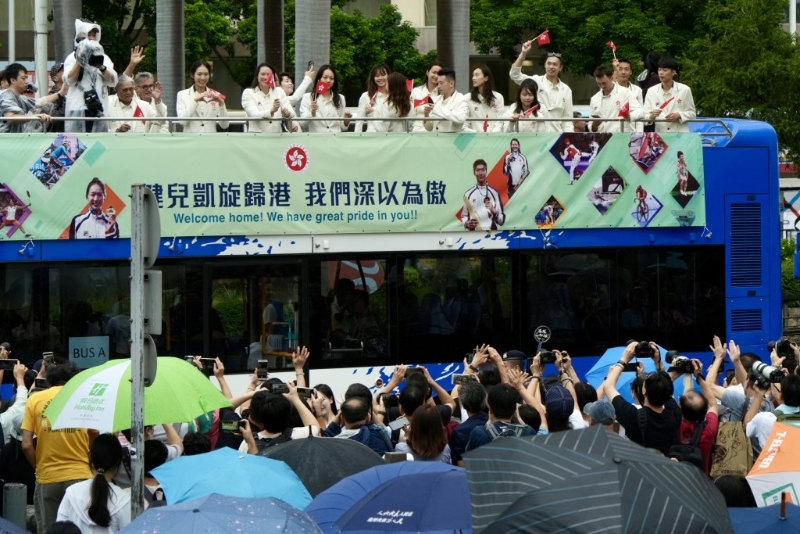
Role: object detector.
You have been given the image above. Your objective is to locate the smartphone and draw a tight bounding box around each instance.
[0,359,18,371]
[465,350,475,364]
[307,61,314,71]
[452,374,474,385]
[43,352,54,368]
[268,382,289,394]
[221,420,240,433]
[256,359,269,380]
[34,378,48,389]
[389,416,408,431]
[199,358,215,376]
[623,362,639,373]
[725,369,735,383]
[297,387,315,401]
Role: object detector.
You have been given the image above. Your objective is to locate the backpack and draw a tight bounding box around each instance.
[255,428,292,452]
[667,419,707,471]
[774,409,800,428]
[485,422,527,442]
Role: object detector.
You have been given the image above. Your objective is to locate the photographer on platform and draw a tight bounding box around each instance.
[602,341,681,454]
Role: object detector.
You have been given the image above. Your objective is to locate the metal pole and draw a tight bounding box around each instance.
[2,484,26,529]
[130,184,146,519]
[791,0,797,44]
[8,0,15,63]
[34,0,49,98]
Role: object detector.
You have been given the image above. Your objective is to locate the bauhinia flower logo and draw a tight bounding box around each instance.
[284,145,309,173]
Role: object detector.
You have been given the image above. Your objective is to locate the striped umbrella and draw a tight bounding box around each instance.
[464,425,732,534]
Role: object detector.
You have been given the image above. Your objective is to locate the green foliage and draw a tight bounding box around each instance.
[782,239,800,305]
[82,0,156,68]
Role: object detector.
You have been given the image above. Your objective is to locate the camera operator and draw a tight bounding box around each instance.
[602,341,681,455]
[674,359,719,474]
[63,20,118,133]
[745,371,800,451]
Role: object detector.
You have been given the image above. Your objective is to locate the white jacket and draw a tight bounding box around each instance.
[372,100,410,133]
[298,93,349,133]
[176,86,229,132]
[241,86,295,133]
[424,91,469,133]
[502,102,552,133]
[589,83,645,133]
[287,75,313,108]
[106,96,167,133]
[509,67,574,132]
[464,91,505,133]
[643,81,696,133]
[355,91,388,133]
[0,384,26,445]
[409,85,438,133]
[56,478,131,534]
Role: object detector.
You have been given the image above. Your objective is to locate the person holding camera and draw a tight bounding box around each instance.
[63,20,118,133]
[673,359,719,474]
[746,370,800,451]
[602,341,681,455]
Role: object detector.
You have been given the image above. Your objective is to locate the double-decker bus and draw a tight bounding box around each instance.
[0,119,780,393]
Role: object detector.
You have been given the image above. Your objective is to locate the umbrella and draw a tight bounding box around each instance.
[0,517,31,534]
[747,422,800,508]
[151,447,312,509]
[464,425,732,534]
[121,493,322,534]
[306,461,465,534]
[334,469,471,533]
[259,435,385,497]
[729,501,800,533]
[44,357,231,433]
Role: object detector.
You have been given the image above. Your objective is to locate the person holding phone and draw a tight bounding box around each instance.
[298,65,352,133]
[241,62,295,134]
[410,63,441,133]
[0,361,29,445]
[281,62,316,108]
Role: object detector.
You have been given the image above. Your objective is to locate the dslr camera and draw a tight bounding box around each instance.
[666,351,695,374]
[628,339,655,358]
[768,337,795,359]
[539,349,556,364]
[750,361,784,390]
[83,89,104,117]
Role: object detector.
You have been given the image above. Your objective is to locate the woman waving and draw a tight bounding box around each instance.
[355,63,390,133]
[176,60,229,132]
[466,65,504,133]
[298,65,352,133]
[241,63,295,133]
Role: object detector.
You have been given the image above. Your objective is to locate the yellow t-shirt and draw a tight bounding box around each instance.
[21,386,94,484]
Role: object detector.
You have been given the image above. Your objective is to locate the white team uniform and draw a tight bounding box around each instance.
[176,87,230,133]
[298,93,349,133]
[619,82,643,106]
[241,86,295,133]
[461,183,505,230]
[107,96,167,133]
[643,81,696,133]
[504,152,529,191]
[502,103,551,133]
[355,91,388,133]
[372,100,410,133]
[5,206,17,221]
[70,211,119,239]
[588,141,600,163]
[464,91,505,133]
[424,92,469,133]
[589,83,645,133]
[509,67,574,132]
[409,85,438,133]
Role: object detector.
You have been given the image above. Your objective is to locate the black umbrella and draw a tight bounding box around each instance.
[258,436,385,497]
[464,425,732,534]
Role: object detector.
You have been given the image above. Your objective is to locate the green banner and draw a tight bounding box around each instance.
[0,132,704,239]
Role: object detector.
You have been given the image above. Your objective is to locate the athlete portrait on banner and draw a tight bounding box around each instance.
[69,177,119,239]
[461,159,505,231]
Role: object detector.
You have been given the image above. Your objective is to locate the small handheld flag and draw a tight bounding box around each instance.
[659,97,675,110]
[618,101,630,118]
[406,79,414,92]
[266,71,276,88]
[315,81,331,94]
[536,30,551,46]
[522,105,539,119]
[133,105,146,125]
[413,98,428,108]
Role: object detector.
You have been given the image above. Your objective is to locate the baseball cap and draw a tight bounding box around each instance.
[0,342,10,351]
[502,350,526,362]
[545,386,573,420]
[583,400,616,425]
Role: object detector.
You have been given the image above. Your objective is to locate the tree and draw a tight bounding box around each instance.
[682,0,800,162]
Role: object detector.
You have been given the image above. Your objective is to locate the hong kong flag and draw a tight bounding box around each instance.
[618,101,630,118]
[406,79,414,92]
[536,30,551,45]
[133,105,145,125]
[266,71,276,88]
[522,105,539,118]
[315,81,331,94]
[413,98,428,108]
[606,41,617,53]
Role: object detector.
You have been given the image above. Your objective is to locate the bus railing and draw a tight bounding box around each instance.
[0,115,734,139]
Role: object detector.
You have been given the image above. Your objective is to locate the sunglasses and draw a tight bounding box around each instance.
[547,52,563,58]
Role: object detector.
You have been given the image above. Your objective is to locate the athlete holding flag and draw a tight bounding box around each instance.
[644,57,695,133]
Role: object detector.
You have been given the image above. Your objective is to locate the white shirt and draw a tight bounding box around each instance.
[63,51,118,133]
[106,96,167,133]
[464,91,505,133]
[589,83,645,133]
[504,151,529,189]
[241,86,295,133]
[176,86,230,133]
[298,92,349,133]
[0,384,27,444]
[355,91,388,133]
[502,103,552,133]
[618,81,643,106]
[410,85,438,133]
[643,81,696,133]
[70,210,118,239]
[287,75,314,108]
[373,99,410,133]
[237,426,320,453]
[424,91,469,133]
[56,478,131,534]
[509,67,574,132]
[461,183,505,230]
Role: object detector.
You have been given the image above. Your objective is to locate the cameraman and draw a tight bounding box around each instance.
[746,373,800,451]
[602,341,681,455]
[63,20,117,133]
[705,339,773,424]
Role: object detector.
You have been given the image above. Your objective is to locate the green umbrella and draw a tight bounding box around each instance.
[44,357,232,433]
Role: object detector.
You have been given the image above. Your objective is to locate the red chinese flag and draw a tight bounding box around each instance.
[606,41,617,53]
[536,30,551,45]
[522,104,539,118]
[406,79,414,92]
[659,96,675,109]
[266,72,275,88]
[618,101,630,118]
[133,105,145,125]
[413,98,428,108]
[315,81,331,94]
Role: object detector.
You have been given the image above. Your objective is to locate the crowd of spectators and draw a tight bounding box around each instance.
[0,24,697,135]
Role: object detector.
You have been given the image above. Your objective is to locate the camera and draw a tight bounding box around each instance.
[198,358,215,377]
[768,338,795,359]
[539,350,556,364]
[0,359,18,372]
[296,387,315,400]
[628,339,655,358]
[221,420,240,433]
[268,382,289,394]
[666,351,694,374]
[750,361,784,390]
[83,89,104,117]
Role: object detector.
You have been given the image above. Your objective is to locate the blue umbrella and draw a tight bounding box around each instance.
[729,504,800,533]
[306,461,467,534]
[121,493,322,534]
[0,517,31,534]
[151,447,311,509]
[334,469,471,533]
